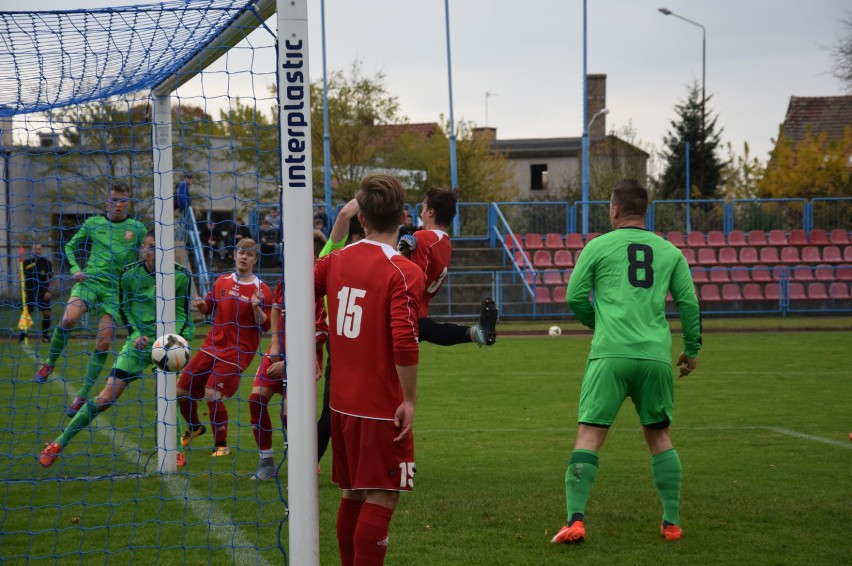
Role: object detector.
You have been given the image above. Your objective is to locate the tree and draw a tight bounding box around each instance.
[758,127,852,198]
[719,141,764,200]
[831,13,852,93]
[659,82,725,200]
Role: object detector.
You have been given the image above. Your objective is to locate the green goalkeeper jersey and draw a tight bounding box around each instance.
[118,260,194,341]
[65,214,147,280]
[566,227,701,363]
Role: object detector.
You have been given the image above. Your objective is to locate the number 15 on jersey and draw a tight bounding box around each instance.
[336,286,366,338]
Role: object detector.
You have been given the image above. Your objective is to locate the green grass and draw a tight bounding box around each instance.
[2,320,851,565]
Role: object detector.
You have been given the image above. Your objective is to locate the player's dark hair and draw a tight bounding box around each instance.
[424,187,457,227]
[348,216,365,241]
[146,229,156,239]
[111,183,130,195]
[611,179,648,218]
[356,174,406,233]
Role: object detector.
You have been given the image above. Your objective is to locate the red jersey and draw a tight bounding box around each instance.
[199,272,272,369]
[409,229,452,317]
[314,239,424,420]
[263,280,328,356]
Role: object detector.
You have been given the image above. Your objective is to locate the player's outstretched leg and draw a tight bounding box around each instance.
[551,520,586,544]
[471,296,498,347]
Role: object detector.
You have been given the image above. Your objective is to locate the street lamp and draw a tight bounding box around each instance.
[659,7,706,196]
[580,105,608,236]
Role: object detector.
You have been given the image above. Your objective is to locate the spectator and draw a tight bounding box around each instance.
[20,243,53,343]
[233,217,252,247]
[264,206,281,228]
[398,214,418,241]
[258,221,281,267]
[313,215,327,237]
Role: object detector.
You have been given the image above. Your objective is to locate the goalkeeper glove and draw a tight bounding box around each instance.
[397,234,417,258]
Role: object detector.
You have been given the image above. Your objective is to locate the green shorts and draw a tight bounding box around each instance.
[110,336,154,383]
[577,357,674,428]
[70,277,120,320]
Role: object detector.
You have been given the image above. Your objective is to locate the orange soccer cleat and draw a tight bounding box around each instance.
[551,521,585,544]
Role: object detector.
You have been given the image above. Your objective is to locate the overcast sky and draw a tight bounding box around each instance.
[5,0,850,163]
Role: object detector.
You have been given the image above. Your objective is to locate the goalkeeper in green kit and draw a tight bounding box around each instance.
[551,179,702,545]
[39,231,194,467]
[35,184,148,420]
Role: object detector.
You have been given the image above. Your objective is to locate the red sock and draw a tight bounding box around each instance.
[207,399,229,445]
[354,502,393,565]
[178,397,199,428]
[249,392,272,450]
[336,498,364,566]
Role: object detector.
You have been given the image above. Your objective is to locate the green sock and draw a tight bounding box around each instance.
[56,400,99,448]
[77,351,108,398]
[565,449,599,519]
[652,448,682,525]
[46,327,70,366]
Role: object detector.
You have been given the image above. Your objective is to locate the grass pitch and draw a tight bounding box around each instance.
[2,318,851,565]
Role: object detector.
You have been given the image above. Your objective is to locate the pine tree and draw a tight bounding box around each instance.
[659,82,725,200]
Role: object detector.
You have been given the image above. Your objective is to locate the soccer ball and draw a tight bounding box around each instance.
[151,334,191,372]
[548,325,562,337]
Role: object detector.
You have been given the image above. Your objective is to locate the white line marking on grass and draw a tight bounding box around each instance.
[22,346,273,566]
[752,426,852,450]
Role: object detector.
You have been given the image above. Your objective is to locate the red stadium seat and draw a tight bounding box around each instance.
[534,286,552,304]
[789,229,808,246]
[814,265,834,281]
[697,248,717,266]
[682,248,696,265]
[700,284,721,301]
[822,246,842,263]
[752,267,772,283]
[667,231,687,248]
[830,229,850,245]
[687,231,707,247]
[515,251,532,268]
[525,233,544,250]
[505,236,523,250]
[759,247,780,264]
[545,233,564,249]
[563,270,573,285]
[738,247,759,264]
[709,267,730,283]
[727,230,747,247]
[731,267,751,283]
[780,247,800,264]
[829,282,851,299]
[564,233,584,249]
[844,246,852,262]
[524,271,540,285]
[722,283,743,301]
[772,265,790,281]
[764,283,781,301]
[691,268,709,284]
[806,282,828,300]
[768,229,788,246]
[552,286,567,303]
[743,283,764,300]
[788,282,806,300]
[791,266,814,282]
[748,230,768,246]
[717,247,737,264]
[542,270,563,285]
[707,231,726,247]
[808,229,829,245]
[586,232,601,242]
[533,250,553,268]
[801,246,821,263]
[838,265,852,281]
[553,250,574,267]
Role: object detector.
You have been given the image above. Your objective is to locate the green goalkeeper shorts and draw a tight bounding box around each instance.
[111,335,154,382]
[70,277,120,321]
[577,357,674,428]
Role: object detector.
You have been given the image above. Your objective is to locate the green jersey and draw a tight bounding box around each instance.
[566,227,701,363]
[65,214,147,280]
[118,261,194,341]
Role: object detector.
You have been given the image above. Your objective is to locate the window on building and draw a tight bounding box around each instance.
[530,164,548,191]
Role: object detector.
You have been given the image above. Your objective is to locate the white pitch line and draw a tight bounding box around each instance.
[23,346,273,566]
[751,426,852,450]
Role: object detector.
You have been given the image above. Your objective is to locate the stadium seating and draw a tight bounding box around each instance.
[700,284,721,301]
[780,247,800,263]
[743,283,764,300]
[830,229,850,245]
[586,232,601,242]
[731,267,751,282]
[691,269,709,284]
[717,247,737,264]
[814,265,834,281]
[525,233,544,250]
[697,248,717,265]
[552,286,567,303]
[542,270,563,285]
[752,267,773,283]
[748,230,768,246]
[788,282,806,300]
[553,250,573,267]
[838,265,852,281]
[722,283,743,301]
[667,231,686,248]
[524,271,539,285]
[727,230,747,246]
[709,267,730,283]
[687,231,707,247]
[533,250,553,268]
[791,266,814,282]
[789,229,808,246]
[844,246,852,262]
[764,283,781,300]
[514,251,531,268]
[759,247,780,264]
[807,282,828,300]
[682,248,696,265]
[822,246,842,263]
[505,236,523,250]
[545,233,563,249]
[829,282,850,299]
[564,233,584,249]
[739,247,759,264]
[768,229,788,246]
[707,230,726,247]
[801,246,821,263]
[809,229,829,245]
[535,286,552,303]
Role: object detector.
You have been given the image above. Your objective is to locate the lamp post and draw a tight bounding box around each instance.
[444,0,460,235]
[659,7,706,196]
[580,107,608,236]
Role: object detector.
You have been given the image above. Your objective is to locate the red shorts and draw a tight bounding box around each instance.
[253,355,286,396]
[176,350,243,398]
[331,411,415,492]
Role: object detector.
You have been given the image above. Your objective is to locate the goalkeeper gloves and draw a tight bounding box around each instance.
[397,234,417,258]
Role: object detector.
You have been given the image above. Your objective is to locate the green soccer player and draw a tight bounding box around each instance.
[551,179,702,544]
[35,183,148,419]
[39,231,194,467]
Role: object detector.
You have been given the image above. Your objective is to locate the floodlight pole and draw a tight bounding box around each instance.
[581,0,589,236]
[444,0,460,236]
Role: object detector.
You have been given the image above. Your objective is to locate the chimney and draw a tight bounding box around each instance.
[472,127,497,142]
[587,74,607,138]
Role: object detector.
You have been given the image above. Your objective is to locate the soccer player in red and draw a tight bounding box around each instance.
[398,187,498,347]
[314,174,424,566]
[177,238,272,457]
